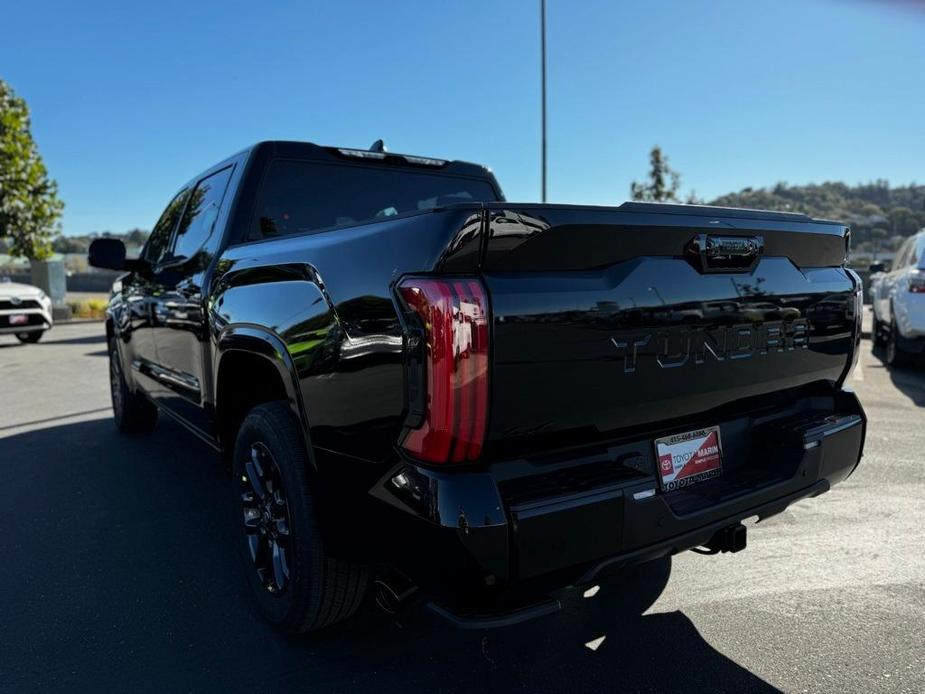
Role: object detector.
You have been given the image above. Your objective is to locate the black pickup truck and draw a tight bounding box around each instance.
[89,141,866,633]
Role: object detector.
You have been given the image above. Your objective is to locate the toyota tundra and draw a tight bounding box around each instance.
[88,140,866,633]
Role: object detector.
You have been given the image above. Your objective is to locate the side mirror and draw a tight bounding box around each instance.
[868,262,887,274]
[88,238,127,270]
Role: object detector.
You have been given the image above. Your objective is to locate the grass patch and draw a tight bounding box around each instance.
[68,298,108,319]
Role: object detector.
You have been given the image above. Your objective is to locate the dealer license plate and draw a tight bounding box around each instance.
[9,314,28,325]
[654,426,723,491]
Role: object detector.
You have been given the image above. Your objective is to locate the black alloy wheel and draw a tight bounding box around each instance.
[240,441,292,595]
[232,401,368,633]
[108,338,158,432]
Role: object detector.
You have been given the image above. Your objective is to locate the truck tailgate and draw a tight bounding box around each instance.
[480,203,858,457]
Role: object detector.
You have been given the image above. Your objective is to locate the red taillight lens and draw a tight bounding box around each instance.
[398,278,489,464]
[910,271,925,294]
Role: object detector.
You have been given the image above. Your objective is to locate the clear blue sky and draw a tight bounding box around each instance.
[2,0,924,235]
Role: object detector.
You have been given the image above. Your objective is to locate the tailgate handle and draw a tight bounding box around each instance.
[688,234,764,273]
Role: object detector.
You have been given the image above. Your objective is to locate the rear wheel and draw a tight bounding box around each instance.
[886,318,915,369]
[15,331,43,344]
[232,401,368,633]
[872,317,888,347]
[109,340,158,432]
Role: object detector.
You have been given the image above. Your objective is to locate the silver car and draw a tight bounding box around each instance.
[870,229,925,367]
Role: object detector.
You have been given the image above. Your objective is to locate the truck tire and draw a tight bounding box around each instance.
[15,331,43,344]
[232,401,368,633]
[886,317,915,369]
[109,340,158,433]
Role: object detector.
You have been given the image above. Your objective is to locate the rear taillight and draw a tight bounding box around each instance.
[910,271,925,293]
[843,269,863,382]
[398,278,489,464]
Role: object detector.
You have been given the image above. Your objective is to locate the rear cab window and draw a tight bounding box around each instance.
[252,160,499,239]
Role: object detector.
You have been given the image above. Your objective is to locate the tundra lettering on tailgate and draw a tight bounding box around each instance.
[610,319,809,374]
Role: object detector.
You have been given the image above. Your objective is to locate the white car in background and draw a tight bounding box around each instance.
[0,279,54,344]
[870,229,925,367]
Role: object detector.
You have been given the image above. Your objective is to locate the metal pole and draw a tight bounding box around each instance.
[540,0,547,202]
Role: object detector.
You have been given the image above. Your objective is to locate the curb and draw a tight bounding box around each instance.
[57,318,105,325]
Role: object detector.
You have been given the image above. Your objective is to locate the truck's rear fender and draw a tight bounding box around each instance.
[210,208,486,466]
[214,325,313,462]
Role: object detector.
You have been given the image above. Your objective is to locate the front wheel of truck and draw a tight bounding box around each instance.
[109,340,158,433]
[232,401,368,633]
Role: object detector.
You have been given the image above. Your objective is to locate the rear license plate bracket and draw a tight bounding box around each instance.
[654,426,723,491]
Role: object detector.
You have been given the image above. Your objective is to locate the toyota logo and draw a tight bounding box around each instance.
[9,296,22,306]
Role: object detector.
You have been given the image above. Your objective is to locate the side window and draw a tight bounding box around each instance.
[170,167,233,261]
[144,189,190,265]
[893,240,910,271]
[908,237,922,266]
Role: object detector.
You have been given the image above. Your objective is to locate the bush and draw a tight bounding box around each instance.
[67,298,108,319]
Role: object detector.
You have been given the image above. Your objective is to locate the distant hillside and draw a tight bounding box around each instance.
[0,229,150,274]
[49,229,149,255]
[709,180,925,259]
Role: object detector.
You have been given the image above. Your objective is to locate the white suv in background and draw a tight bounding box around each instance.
[0,279,54,344]
[870,229,925,367]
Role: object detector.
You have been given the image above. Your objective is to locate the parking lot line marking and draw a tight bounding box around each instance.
[853,359,864,381]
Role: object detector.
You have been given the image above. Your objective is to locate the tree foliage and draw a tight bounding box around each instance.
[0,80,64,259]
[709,179,925,257]
[630,147,925,259]
[630,146,702,203]
[48,228,149,255]
[630,146,681,202]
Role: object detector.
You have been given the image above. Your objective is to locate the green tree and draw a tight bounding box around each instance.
[51,235,89,254]
[869,227,888,260]
[630,146,682,202]
[888,206,919,236]
[124,228,149,247]
[0,80,64,259]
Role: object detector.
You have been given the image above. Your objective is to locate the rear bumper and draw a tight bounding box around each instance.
[369,387,865,611]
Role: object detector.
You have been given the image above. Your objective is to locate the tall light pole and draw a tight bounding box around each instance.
[540,0,547,203]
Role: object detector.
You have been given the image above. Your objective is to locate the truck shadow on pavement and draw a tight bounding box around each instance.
[0,331,106,349]
[40,332,108,346]
[0,416,779,693]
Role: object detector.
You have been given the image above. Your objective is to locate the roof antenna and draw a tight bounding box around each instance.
[369,139,387,153]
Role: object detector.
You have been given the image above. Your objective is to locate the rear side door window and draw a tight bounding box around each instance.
[144,189,190,266]
[168,167,234,262]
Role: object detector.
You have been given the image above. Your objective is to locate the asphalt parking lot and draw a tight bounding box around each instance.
[1,322,923,693]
